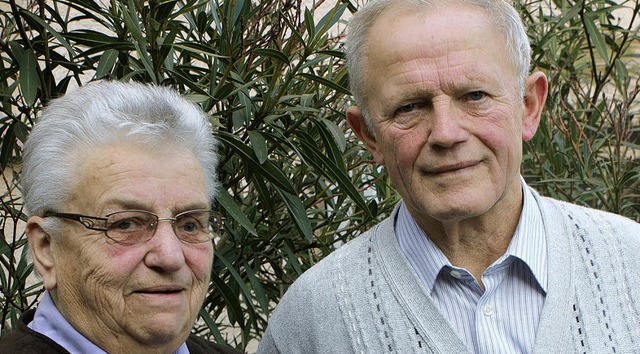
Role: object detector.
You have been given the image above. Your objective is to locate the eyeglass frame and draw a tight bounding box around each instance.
[43,209,223,245]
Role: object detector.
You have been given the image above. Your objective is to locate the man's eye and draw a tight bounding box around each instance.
[398,103,416,113]
[465,91,486,101]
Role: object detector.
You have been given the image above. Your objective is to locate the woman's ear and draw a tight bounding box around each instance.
[26,216,58,291]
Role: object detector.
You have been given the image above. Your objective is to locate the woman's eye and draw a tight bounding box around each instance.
[181,222,198,233]
[110,218,142,230]
[466,91,486,101]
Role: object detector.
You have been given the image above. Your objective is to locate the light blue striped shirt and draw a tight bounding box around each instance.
[396,182,547,354]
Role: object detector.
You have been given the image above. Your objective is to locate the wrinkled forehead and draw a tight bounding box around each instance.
[363,3,515,90]
[368,2,506,54]
[68,142,209,213]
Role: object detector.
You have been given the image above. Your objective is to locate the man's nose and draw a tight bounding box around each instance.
[426,101,469,148]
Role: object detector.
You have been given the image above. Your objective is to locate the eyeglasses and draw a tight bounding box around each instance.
[44,209,220,245]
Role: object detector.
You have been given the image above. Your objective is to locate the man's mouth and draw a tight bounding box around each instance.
[424,160,480,174]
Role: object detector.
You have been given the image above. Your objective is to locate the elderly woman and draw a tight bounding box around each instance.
[0,81,239,354]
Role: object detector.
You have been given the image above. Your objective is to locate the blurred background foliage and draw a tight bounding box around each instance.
[0,0,638,352]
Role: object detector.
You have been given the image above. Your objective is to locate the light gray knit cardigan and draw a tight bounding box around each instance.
[257,188,640,354]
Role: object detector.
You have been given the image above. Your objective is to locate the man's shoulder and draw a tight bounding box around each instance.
[185,334,240,354]
[0,310,69,354]
[288,221,384,292]
[263,218,388,322]
[537,193,640,236]
[256,224,384,354]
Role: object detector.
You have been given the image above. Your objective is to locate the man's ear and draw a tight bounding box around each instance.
[522,71,548,142]
[26,216,57,291]
[346,105,385,165]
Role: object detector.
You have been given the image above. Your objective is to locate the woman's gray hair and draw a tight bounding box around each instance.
[21,81,220,217]
[346,0,531,123]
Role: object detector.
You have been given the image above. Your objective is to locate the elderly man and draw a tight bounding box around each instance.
[0,82,239,354]
[257,0,640,353]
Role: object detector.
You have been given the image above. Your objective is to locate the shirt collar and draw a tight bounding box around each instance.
[28,291,190,354]
[396,201,450,291]
[395,178,548,293]
[507,179,548,292]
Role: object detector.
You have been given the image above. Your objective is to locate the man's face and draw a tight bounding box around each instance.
[46,144,213,350]
[348,4,542,227]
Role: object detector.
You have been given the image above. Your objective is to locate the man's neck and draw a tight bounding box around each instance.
[412,188,524,287]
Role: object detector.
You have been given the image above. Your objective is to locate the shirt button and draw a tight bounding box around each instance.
[450,270,462,278]
[482,304,494,317]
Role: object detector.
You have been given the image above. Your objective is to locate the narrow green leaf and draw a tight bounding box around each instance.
[304,8,315,40]
[133,41,156,84]
[243,261,269,310]
[281,106,320,113]
[0,266,7,293]
[318,118,346,152]
[217,132,296,194]
[209,272,244,326]
[215,188,258,236]
[276,189,313,242]
[583,13,609,62]
[157,25,180,66]
[251,173,275,216]
[614,58,629,97]
[316,3,347,35]
[19,50,38,107]
[216,253,257,312]
[283,241,303,275]
[155,0,178,22]
[16,246,34,283]
[317,122,346,172]
[164,48,175,72]
[254,48,290,65]
[172,43,224,57]
[316,49,346,59]
[95,49,119,79]
[297,131,372,218]
[281,12,307,53]
[209,0,224,33]
[198,309,225,344]
[0,236,10,257]
[232,0,245,25]
[64,30,121,46]
[121,3,145,44]
[13,120,29,143]
[19,11,76,57]
[0,124,16,168]
[8,41,25,64]
[248,130,268,164]
[554,5,581,31]
[298,72,350,95]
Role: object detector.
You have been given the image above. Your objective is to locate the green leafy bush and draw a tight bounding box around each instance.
[521,0,640,218]
[1,0,638,352]
[0,0,390,350]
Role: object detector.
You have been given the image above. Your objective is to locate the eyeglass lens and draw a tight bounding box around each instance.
[105,210,213,244]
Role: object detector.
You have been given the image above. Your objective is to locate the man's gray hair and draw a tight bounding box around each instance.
[21,81,220,217]
[346,0,531,122]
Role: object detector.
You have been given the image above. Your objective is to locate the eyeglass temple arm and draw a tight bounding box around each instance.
[44,212,108,231]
